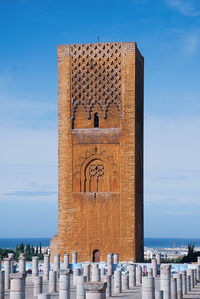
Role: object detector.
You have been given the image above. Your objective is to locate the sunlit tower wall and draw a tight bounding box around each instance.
[51,41,144,262]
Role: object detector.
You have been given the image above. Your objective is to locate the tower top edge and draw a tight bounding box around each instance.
[58,41,137,47]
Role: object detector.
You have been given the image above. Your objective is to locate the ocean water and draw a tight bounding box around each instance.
[144,238,200,248]
[0,237,200,249]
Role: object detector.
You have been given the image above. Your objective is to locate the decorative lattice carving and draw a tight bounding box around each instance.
[85,161,104,192]
[71,43,122,119]
[89,163,104,179]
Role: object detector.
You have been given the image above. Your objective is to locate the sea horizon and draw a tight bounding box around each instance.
[1,237,200,250]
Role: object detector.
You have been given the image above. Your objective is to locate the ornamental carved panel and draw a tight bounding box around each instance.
[73,146,119,193]
[71,43,122,121]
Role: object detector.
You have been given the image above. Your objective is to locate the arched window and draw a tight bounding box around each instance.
[94,112,99,128]
[92,249,100,262]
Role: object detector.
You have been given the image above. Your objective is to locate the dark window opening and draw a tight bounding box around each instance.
[92,249,100,262]
[72,118,74,129]
[94,112,99,128]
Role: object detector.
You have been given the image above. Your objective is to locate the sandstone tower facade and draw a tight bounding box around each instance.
[51,42,144,262]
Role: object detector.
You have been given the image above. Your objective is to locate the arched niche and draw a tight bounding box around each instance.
[82,158,104,192]
[78,152,120,193]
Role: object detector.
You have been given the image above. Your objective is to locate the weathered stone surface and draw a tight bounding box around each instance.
[84,282,107,292]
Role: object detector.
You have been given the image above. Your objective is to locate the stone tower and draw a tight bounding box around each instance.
[51,42,144,262]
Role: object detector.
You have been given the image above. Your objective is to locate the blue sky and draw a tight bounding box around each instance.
[0,0,200,238]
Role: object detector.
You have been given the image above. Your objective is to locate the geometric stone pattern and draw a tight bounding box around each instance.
[71,43,121,120]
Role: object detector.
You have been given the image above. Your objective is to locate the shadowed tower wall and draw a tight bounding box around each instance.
[51,42,144,262]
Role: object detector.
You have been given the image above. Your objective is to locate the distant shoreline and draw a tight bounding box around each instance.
[1,237,200,250]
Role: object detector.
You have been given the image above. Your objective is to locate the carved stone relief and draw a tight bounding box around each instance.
[71,43,122,120]
[73,147,119,192]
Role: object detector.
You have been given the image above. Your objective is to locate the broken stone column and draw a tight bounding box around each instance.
[73,268,81,286]
[38,294,51,299]
[173,274,182,299]
[43,254,50,281]
[154,277,160,296]
[191,269,195,288]
[19,253,25,258]
[155,290,163,299]
[195,265,200,282]
[194,268,197,285]
[156,253,161,265]
[107,254,113,276]
[32,256,39,280]
[180,271,187,295]
[54,254,60,272]
[113,270,121,294]
[198,257,200,265]
[142,276,155,299]
[84,282,107,299]
[186,275,191,292]
[129,264,136,288]
[59,270,70,299]
[83,264,90,282]
[171,277,177,299]
[107,254,112,265]
[160,265,171,299]
[136,265,142,286]
[4,258,11,290]
[100,268,105,280]
[72,252,78,265]
[0,270,5,299]
[49,271,57,293]
[152,259,158,277]
[148,268,153,277]
[34,276,43,296]
[187,269,194,288]
[91,268,100,282]
[10,273,25,299]
[113,254,119,264]
[103,275,111,297]
[8,253,14,273]
[91,263,98,270]
[64,254,69,270]
[0,256,2,270]
[18,257,26,274]
[122,273,129,291]
[76,275,86,299]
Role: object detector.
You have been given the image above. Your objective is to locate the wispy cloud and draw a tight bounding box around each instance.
[167,0,200,17]
[164,210,199,216]
[183,31,200,55]
[4,190,57,197]
[154,176,187,182]
[0,94,57,129]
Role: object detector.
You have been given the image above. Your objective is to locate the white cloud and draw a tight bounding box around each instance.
[0,127,57,165]
[167,0,200,16]
[183,31,200,55]
[0,124,57,203]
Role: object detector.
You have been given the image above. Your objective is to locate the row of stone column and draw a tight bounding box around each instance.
[142,264,200,299]
[52,252,119,271]
[53,252,77,272]
[1,252,200,299]
[1,270,108,299]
